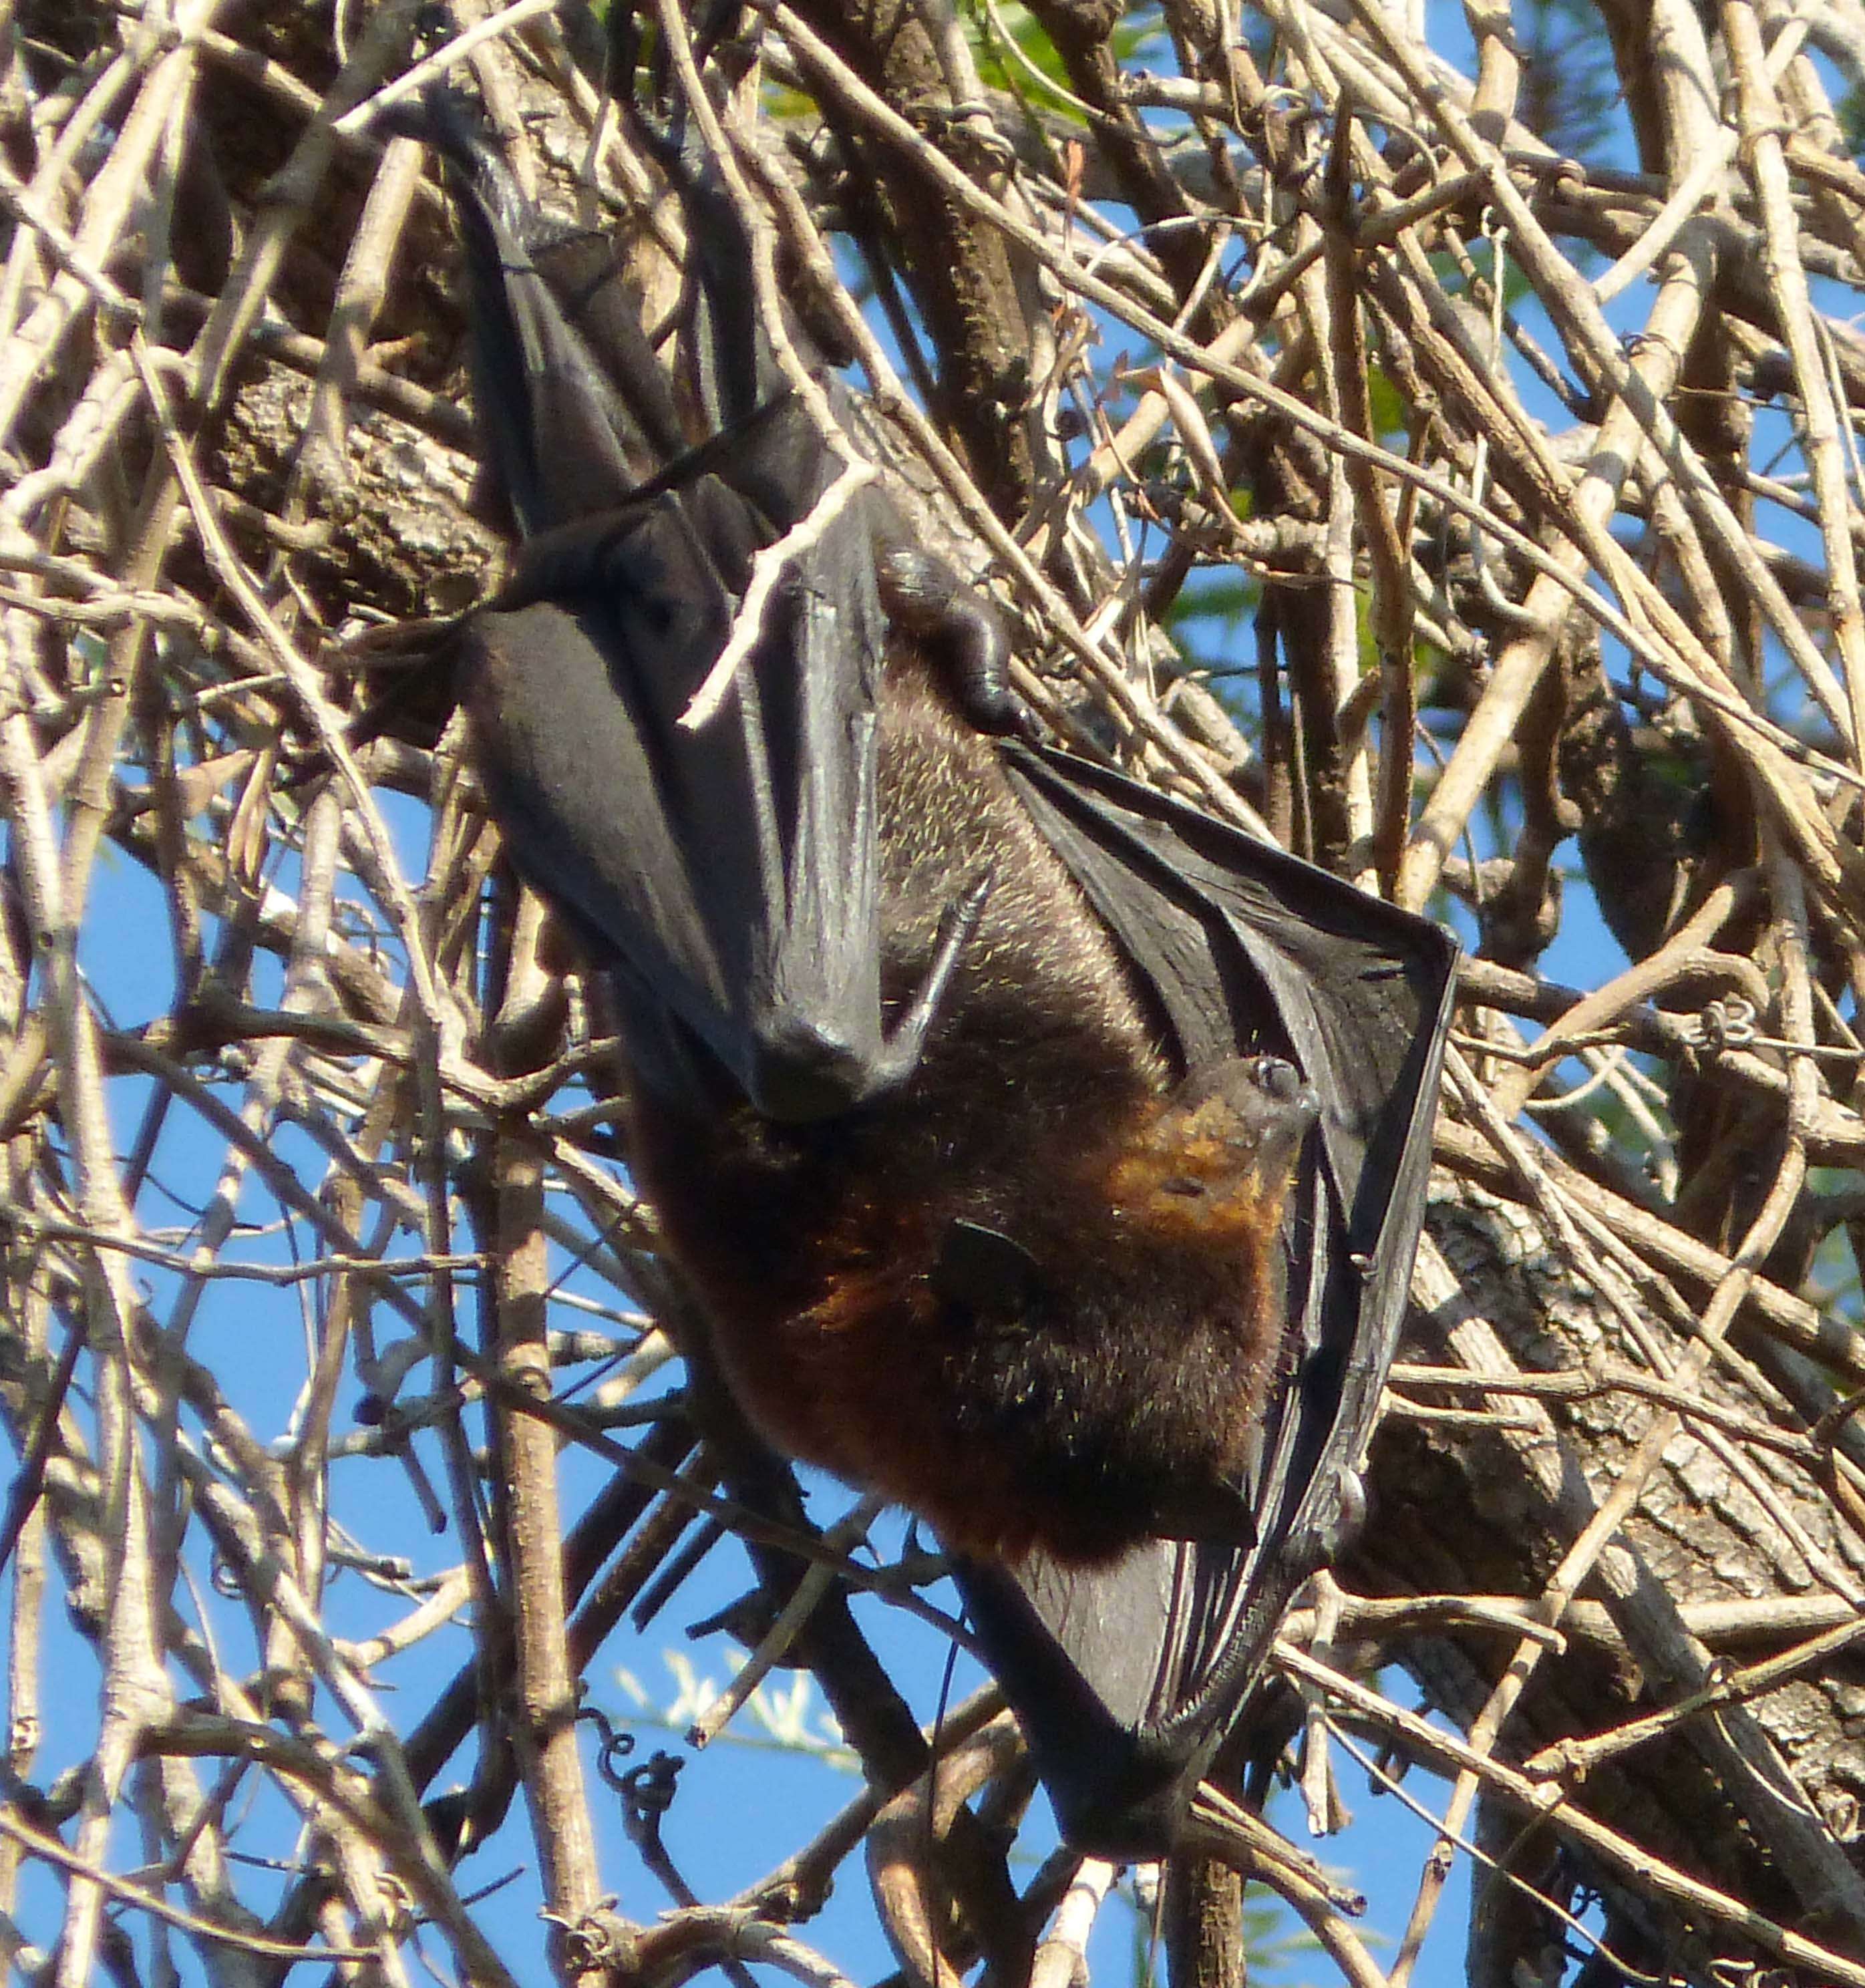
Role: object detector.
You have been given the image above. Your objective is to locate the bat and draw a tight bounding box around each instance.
[425,110,1458,1860]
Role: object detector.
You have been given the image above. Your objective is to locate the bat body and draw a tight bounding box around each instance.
[628,648,1316,1566]
[432,120,1457,1856]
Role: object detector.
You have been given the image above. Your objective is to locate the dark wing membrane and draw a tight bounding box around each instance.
[955,743,1458,1858]
[441,134,666,534]
[444,130,900,1122]
[460,448,890,1122]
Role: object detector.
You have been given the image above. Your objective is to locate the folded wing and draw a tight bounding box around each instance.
[956,746,1458,1856]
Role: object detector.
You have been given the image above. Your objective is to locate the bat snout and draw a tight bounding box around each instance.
[1172,1055,1320,1169]
[1239,1057,1322,1174]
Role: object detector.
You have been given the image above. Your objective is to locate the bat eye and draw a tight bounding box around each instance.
[1250,1054,1304,1100]
[1160,1176,1204,1198]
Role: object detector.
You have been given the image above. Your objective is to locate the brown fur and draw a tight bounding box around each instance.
[628,659,1304,1566]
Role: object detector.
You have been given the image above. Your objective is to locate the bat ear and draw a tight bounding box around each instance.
[1150,1478,1259,1548]
[931,1220,1043,1317]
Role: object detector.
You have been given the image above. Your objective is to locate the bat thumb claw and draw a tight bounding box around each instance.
[871,868,993,1085]
[1313,1465,1369,1556]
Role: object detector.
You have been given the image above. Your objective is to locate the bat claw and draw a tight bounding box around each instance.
[868,870,992,1088]
[1313,1466,1368,1556]
[876,542,1023,737]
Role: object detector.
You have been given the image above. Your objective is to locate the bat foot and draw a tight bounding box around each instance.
[876,543,1025,737]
